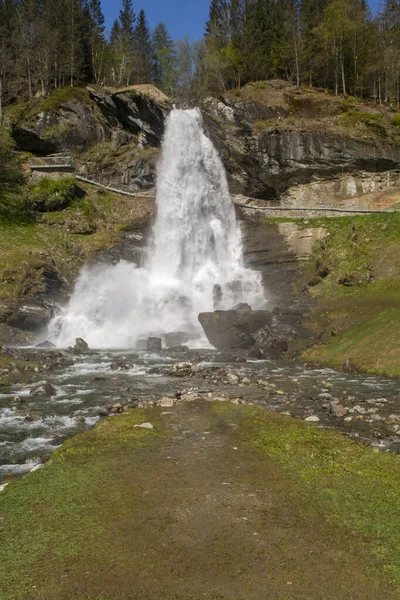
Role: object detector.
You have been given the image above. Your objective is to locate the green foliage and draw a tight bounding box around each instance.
[392,114,400,127]
[42,87,92,113]
[235,403,400,585]
[28,177,84,212]
[303,213,400,376]
[0,128,26,220]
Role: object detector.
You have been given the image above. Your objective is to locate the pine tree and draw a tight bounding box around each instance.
[205,0,230,48]
[152,22,176,94]
[133,9,153,84]
[87,0,106,83]
[109,0,136,85]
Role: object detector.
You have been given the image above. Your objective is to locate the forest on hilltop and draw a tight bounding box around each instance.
[0,0,399,118]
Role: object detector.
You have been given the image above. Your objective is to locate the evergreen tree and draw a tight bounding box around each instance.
[152,22,176,94]
[87,0,106,83]
[109,0,136,85]
[133,9,153,83]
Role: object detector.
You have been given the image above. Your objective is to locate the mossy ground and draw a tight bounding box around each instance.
[286,212,400,376]
[229,81,400,142]
[1,401,400,599]
[0,178,153,303]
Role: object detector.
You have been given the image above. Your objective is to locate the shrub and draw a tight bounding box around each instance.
[29,177,85,212]
[391,114,400,127]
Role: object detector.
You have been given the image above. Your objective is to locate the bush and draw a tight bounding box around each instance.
[29,177,85,212]
[391,114,400,127]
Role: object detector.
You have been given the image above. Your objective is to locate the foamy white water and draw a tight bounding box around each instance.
[48,108,265,348]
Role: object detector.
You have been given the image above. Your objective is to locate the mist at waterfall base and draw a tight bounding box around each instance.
[48,109,265,349]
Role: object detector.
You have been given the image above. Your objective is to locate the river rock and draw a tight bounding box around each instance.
[30,381,56,396]
[73,338,90,355]
[147,337,162,352]
[198,309,273,350]
[35,340,56,349]
[329,401,348,417]
[227,373,240,385]
[169,362,195,377]
[305,415,320,422]
[164,332,191,347]
[134,422,154,430]
[158,397,175,408]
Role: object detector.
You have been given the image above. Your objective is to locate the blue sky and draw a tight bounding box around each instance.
[101,0,382,42]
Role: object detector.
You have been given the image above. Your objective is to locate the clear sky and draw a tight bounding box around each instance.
[101,0,383,42]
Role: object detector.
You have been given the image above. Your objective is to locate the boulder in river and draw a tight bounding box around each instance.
[30,381,56,397]
[147,337,162,352]
[73,338,90,355]
[198,309,273,350]
[35,340,56,349]
[198,308,309,357]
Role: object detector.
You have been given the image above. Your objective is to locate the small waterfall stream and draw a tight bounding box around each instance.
[49,108,265,348]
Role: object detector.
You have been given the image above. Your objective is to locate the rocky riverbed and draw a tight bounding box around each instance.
[1,344,400,484]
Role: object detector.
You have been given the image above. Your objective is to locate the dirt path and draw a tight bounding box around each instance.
[1,401,400,599]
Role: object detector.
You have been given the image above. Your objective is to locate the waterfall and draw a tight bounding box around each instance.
[48,108,265,348]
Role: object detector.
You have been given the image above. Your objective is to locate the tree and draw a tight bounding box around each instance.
[133,9,153,83]
[152,22,176,94]
[109,0,136,85]
[0,0,19,121]
[87,0,106,83]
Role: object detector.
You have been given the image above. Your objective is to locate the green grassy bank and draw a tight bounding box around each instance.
[1,402,400,599]
[295,212,400,376]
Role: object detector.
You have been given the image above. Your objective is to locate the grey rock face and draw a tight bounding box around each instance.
[201,96,400,199]
[13,100,110,153]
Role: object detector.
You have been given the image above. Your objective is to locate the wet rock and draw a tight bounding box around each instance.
[232,303,252,311]
[388,414,400,424]
[24,414,37,422]
[164,332,191,348]
[75,416,86,423]
[198,309,272,350]
[169,362,195,377]
[98,408,109,417]
[319,392,333,400]
[147,337,162,352]
[247,347,264,359]
[11,395,24,403]
[30,381,56,396]
[227,373,240,385]
[329,402,348,418]
[165,345,190,354]
[73,338,90,355]
[158,397,175,408]
[35,340,56,349]
[110,403,123,414]
[305,415,320,423]
[343,358,359,373]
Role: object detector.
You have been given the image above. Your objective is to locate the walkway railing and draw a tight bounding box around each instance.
[28,155,398,214]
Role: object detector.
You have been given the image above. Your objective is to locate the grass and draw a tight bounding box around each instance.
[299,212,400,376]
[1,401,400,598]
[228,403,400,584]
[0,409,160,599]
[0,178,153,304]
[5,87,92,126]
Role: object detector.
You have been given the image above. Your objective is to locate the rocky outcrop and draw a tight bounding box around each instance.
[2,256,67,334]
[89,85,170,146]
[198,306,311,357]
[13,100,110,154]
[11,85,171,156]
[201,89,400,201]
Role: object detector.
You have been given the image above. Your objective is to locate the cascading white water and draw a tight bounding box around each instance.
[48,108,265,348]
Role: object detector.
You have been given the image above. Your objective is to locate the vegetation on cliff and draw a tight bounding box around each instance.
[301,212,400,377]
